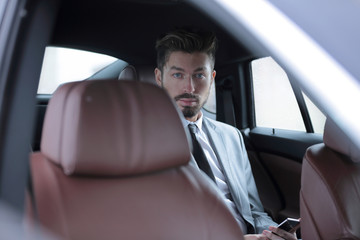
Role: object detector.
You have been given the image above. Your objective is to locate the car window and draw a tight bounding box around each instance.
[37,47,117,94]
[251,57,305,131]
[203,81,216,114]
[251,57,325,133]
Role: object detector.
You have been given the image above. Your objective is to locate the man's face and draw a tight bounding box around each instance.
[155,51,216,122]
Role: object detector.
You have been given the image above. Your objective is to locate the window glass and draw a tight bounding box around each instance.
[251,57,305,131]
[37,47,117,94]
[303,93,326,134]
[203,81,216,114]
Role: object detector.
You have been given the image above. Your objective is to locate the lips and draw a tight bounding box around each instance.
[174,93,200,107]
[178,98,198,106]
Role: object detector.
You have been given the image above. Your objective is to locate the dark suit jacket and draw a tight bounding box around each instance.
[200,116,277,233]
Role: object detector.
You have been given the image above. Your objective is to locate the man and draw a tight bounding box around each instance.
[154,28,298,240]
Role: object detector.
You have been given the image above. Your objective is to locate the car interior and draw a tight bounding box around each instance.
[0,0,359,239]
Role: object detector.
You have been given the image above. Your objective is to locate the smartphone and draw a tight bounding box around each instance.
[277,218,300,233]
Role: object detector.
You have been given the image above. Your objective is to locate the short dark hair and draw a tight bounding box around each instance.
[155,28,217,71]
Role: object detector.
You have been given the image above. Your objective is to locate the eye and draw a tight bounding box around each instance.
[194,73,205,79]
[172,73,183,78]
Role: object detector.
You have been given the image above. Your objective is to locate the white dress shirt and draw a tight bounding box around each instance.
[183,112,247,234]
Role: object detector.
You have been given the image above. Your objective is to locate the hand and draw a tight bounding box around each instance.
[244,234,268,240]
[262,226,297,240]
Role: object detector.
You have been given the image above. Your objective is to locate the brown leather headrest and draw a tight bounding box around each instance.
[323,118,360,163]
[41,80,190,176]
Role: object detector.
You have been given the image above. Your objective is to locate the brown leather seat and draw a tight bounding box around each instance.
[300,118,360,239]
[30,80,244,239]
[118,64,156,84]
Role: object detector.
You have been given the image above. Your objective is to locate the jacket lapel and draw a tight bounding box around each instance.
[202,118,232,180]
[202,117,254,230]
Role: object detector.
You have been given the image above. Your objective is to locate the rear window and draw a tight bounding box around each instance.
[251,57,326,134]
[37,47,117,94]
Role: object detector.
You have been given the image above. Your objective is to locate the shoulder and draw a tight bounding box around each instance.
[203,117,240,133]
[203,117,244,142]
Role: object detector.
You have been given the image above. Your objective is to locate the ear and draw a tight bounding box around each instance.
[211,70,216,85]
[154,68,162,87]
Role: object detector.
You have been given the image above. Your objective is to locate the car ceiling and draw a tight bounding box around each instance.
[51,0,252,66]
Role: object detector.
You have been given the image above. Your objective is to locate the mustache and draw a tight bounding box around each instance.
[174,93,200,101]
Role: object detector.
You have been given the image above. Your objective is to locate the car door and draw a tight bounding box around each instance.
[215,57,324,223]
[246,57,325,222]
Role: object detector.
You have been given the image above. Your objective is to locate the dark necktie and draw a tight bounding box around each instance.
[188,124,216,183]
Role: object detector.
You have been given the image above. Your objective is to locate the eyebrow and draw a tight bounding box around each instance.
[169,66,206,72]
[169,66,185,72]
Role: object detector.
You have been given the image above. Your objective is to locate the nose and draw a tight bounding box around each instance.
[184,76,195,93]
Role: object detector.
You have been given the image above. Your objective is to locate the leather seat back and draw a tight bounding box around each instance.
[300,118,360,239]
[30,80,244,240]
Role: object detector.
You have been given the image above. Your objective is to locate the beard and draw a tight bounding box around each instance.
[182,106,202,118]
[174,93,207,118]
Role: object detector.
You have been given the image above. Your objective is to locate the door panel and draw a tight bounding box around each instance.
[247,150,283,221]
[244,127,322,223]
[259,153,301,220]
